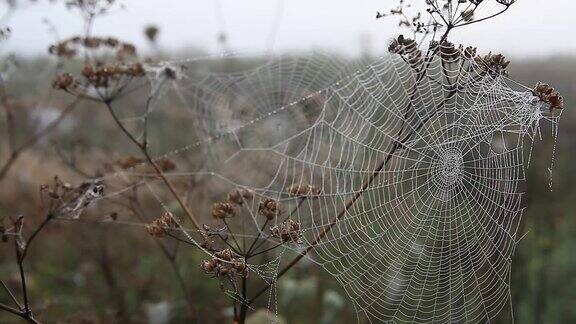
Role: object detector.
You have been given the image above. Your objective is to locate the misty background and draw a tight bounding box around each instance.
[2,0,575,58]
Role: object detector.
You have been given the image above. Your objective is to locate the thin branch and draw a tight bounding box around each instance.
[0,98,81,182]
[103,100,207,240]
[247,242,283,259]
[455,4,512,28]
[245,219,269,257]
[0,302,21,318]
[127,195,197,316]
[1,279,21,309]
[21,215,53,261]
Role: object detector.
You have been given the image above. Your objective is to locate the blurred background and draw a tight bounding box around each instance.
[0,0,575,323]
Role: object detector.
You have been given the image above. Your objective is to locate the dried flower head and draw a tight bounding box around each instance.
[52,73,77,90]
[533,82,564,112]
[49,36,137,61]
[286,184,321,197]
[145,211,177,237]
[270,219,301,244]
[201,249,247,278]
[227,189,254,205]
[215,248,233,261]
[212,202,235,220]
[388,35,422,66]
[258,198,280,220]
[200,259,216,272]
[474,52,510,76]
[144,25,159,43]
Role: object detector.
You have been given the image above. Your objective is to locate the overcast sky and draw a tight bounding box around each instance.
[1,0,575,58]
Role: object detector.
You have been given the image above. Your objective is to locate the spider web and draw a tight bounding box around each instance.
[93,50,560,323]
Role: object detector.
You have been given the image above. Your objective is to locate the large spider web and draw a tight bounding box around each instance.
[94,49,560,323]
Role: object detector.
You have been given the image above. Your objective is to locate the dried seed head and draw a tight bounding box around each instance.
[145,211,177,237]
[81,64,94,78]
[200,260,216,273]
[52,73,76,90]
[233,259,247,274]
[388,35,421,64]
[215,248,233,261]
[145,224,164,237]
[117,43,137,60]
[475,52,510,76]
[144,25,159,43]
[201,249,248,279]
[227,189,254,205]
[286,184,321,197]
[270,219,302,244]
[127,63,146,77]
[212,202,235,219]
[259,198,280,220]
[105,37,119,47]
[533,82,564,111]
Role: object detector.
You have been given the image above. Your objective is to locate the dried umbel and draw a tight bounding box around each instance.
[52,73,78,90]
[41,177,105,219]
[65,0,118,15]
[389,35,422,66]
[49,35,147,101]
[258,198,280,220]
[438,41,461,62]
[533,82,564,112]
[474,52,510,76]
[271,219,301,244]
[286,184,321,197]
[201,249,247,278]
[49,36,137,61]
[77,62,145,88]
[212,202,235,220]
[227,189,254,205]
[145,211,178,237]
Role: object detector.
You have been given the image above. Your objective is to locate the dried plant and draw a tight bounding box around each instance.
[143,186,312,323]
[0,176,102,323]
[0,0,566,323]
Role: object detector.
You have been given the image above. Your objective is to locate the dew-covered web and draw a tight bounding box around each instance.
[91,49,560,323]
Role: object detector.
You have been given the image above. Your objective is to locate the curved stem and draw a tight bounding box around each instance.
[103,100,206,240]
[0,98,81,182]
